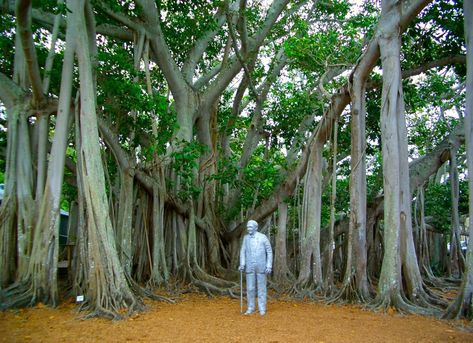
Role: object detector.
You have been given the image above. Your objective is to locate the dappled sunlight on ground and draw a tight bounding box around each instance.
[1,293,473,342]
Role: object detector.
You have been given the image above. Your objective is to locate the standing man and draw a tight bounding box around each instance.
[239,220,273,315]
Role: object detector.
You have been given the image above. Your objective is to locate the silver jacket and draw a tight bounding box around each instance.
[240,231,273,274]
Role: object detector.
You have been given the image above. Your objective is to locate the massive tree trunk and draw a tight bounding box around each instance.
[15,111,34,277]
[1,0,76,307]
[334,62,371,303]
[374,0,435,314]
[443,0,473,320]
[374,0,415,311]
[74,0,141,318]
[0,29,35,289]
[0,106,20,288]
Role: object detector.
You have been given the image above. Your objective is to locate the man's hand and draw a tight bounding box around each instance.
[239,265,245,272]
[265,267,272,274]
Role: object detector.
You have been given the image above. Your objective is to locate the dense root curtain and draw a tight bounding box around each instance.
[1,0,76,308]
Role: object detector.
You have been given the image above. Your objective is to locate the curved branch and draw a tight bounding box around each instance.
[194,64,223,90]
[97,1,143,32]
[136,0,189,101]
[0,72,25,108]
[409,121,465,192]
[203,0,292,105]
[402,55,466,78]
[16,0,45,105]
[182,4,230,84]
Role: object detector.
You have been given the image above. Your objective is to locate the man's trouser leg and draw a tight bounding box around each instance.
[257,272,267,314]
[246,272,256,313]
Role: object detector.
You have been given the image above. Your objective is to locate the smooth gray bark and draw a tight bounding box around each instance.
[443,0,473,319]
[376,0,406,307]
[74,0,141,318]
[273,202,292,285]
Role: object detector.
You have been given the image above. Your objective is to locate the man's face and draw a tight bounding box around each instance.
[247,224,257,236]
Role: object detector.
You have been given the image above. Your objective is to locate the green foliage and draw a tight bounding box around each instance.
[403,0,465,76]
[269,81,320,150]
[365,87,382,154]
[212,157,238,187]
[157,0,227,70]
[239,148,283,207]
[95,40,176,158]
[170,140,208,200]
[284,0,374,76]
[423,178,468,235]
[424,183,451,233]
[366,152,383,202]
[0,14,15,77]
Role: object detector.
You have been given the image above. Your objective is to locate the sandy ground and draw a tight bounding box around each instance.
[1,293,473,343]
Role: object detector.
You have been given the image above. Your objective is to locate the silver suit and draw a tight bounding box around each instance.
[239,223,273,315]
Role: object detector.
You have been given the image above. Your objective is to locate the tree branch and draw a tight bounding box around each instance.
[402,55,466,79]
[16,0,45,105]
[237,0,249,54]
[0,72,25,108]
[194,63,223,90]
[203,0,292,105]
[182,3,230,84]
[98,1,143,32]
[136,0,189,101]
[409,121,465,192]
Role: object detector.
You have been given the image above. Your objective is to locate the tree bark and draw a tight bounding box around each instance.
[0,107,20,288]
[273,202,293,286]
[295,142,324,292]
[448,149,464,278]
[323,121,338,294]
[74,0,141,318]
[443,0,473,319]
[375,0,434,314]
[375,0,410,310]
[116,170,134,275]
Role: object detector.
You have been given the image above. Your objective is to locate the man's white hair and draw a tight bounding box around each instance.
[247,220,258,229]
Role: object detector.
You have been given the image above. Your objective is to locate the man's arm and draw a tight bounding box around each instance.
[264,236,273,272]
[239,236,246,271]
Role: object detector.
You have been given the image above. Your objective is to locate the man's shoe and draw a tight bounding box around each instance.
[244,310,254,315]
[259,311,266,316]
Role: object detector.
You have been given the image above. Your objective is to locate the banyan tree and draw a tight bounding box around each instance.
[1,0,473,320]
